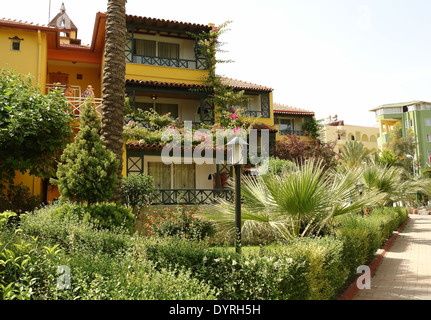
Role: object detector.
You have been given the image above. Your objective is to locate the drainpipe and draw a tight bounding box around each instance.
[37,30,43,91]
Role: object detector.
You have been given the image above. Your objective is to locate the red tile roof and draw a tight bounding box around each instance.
[125,79,207,90]
[127,141,228,153]
[125,14,212,34]
[0,18,57,32]
[221,77,273,92]
[273,103,315,116]
[125,77,273,92]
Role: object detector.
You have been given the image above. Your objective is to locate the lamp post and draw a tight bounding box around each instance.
[406,154,415,177]
[227,137,248,254]
[356,182,365,216]
[406,154,418,206]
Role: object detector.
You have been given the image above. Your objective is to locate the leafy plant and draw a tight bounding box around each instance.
[146,206,216,241]
[51,99,119,204]
[207,159,383,243]
[275,134,337,172]
[0,183,42,214]
[121,173,155,218]
[339,140,372,167]
[0,67,74,190]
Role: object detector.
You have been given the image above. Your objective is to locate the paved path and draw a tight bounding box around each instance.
[354,214,431,300]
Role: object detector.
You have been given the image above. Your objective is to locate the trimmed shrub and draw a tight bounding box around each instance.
[20,203,134,255]
[121,173,155,218]
[0,184,42,214]
[144,236,346,300]
[146,206,216,241]
[0,224,217,300]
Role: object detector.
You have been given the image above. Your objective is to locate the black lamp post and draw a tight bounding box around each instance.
[356,182,365,216]
[227,137,248,254]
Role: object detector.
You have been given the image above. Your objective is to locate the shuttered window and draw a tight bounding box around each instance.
[158,42,179,59]
[134,39,156,56]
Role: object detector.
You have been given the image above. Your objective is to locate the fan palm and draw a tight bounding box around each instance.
[361,163,422,206]
[339,140,372,167]
[207,159,383,243]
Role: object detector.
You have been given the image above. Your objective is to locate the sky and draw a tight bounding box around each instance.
[3,0,431,127]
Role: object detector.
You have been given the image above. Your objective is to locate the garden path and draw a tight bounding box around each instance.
[353,214,431,300]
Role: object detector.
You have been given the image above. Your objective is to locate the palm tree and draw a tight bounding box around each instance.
[101,0,127,201]
[207,159,382,243]
[361,163,422,207]
[339,140,372,167]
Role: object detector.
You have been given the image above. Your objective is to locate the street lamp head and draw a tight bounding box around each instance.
[227,137,248,165]
[356,182,365,194]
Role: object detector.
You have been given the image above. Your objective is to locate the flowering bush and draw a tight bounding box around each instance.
[145,206,216,241]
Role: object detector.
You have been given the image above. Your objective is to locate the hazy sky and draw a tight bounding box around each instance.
[3,0,431,127]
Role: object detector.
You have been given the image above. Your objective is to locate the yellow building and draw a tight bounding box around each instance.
[1,5,278,205]
[321,120,380,154]
[272,103,315,141]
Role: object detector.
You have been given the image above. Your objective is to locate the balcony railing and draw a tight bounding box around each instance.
[46,84,102,118]
[67,97,103,118]
[279,129,304,136]
[131,55,207,70]
[243,110,262,118]
[151,189,234,205]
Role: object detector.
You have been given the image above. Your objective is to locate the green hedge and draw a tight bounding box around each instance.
[1,205,409,300]
[145,207,409,300]
[1,205,217,300]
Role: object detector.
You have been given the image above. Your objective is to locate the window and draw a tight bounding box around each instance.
[375,107,402,116]
[410,119,413,127]
[427,135,431,143]
[278,118,293,132]
[158,42,179,59]
[425,118,431,126]
[405,120,409,128]
[134,39,156,56]
[148,162,171,189]
[135,102,179,119]
[133,39,179,59]
[173,164,195,189]
[11,41,20,51]
[147,162,196,189]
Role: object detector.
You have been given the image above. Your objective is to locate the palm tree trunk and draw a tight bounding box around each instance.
[101,0,126,202]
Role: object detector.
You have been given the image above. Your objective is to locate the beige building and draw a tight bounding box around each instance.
[321,120,380,154]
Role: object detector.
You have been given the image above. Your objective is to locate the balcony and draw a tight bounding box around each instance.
[46,84,102,118]
[131,54,207,70]
[279,129,304,136]
[151,189,234,205]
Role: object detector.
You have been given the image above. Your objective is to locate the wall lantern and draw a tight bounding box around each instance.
[9,36,24,51]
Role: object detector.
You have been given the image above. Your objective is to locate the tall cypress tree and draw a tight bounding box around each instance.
[51,99,119,204]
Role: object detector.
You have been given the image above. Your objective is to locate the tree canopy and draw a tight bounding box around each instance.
[51,99,119,205]
[0,67,73,190]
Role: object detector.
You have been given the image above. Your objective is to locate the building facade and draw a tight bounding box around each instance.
[1,4,315,205]
[370,100,431,171]
[321,120,380,154]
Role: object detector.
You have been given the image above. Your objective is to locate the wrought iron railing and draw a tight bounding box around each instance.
[243,110,262,118]
[151,189,234,205]
[279,129,304,136]
[132,55,207,70]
